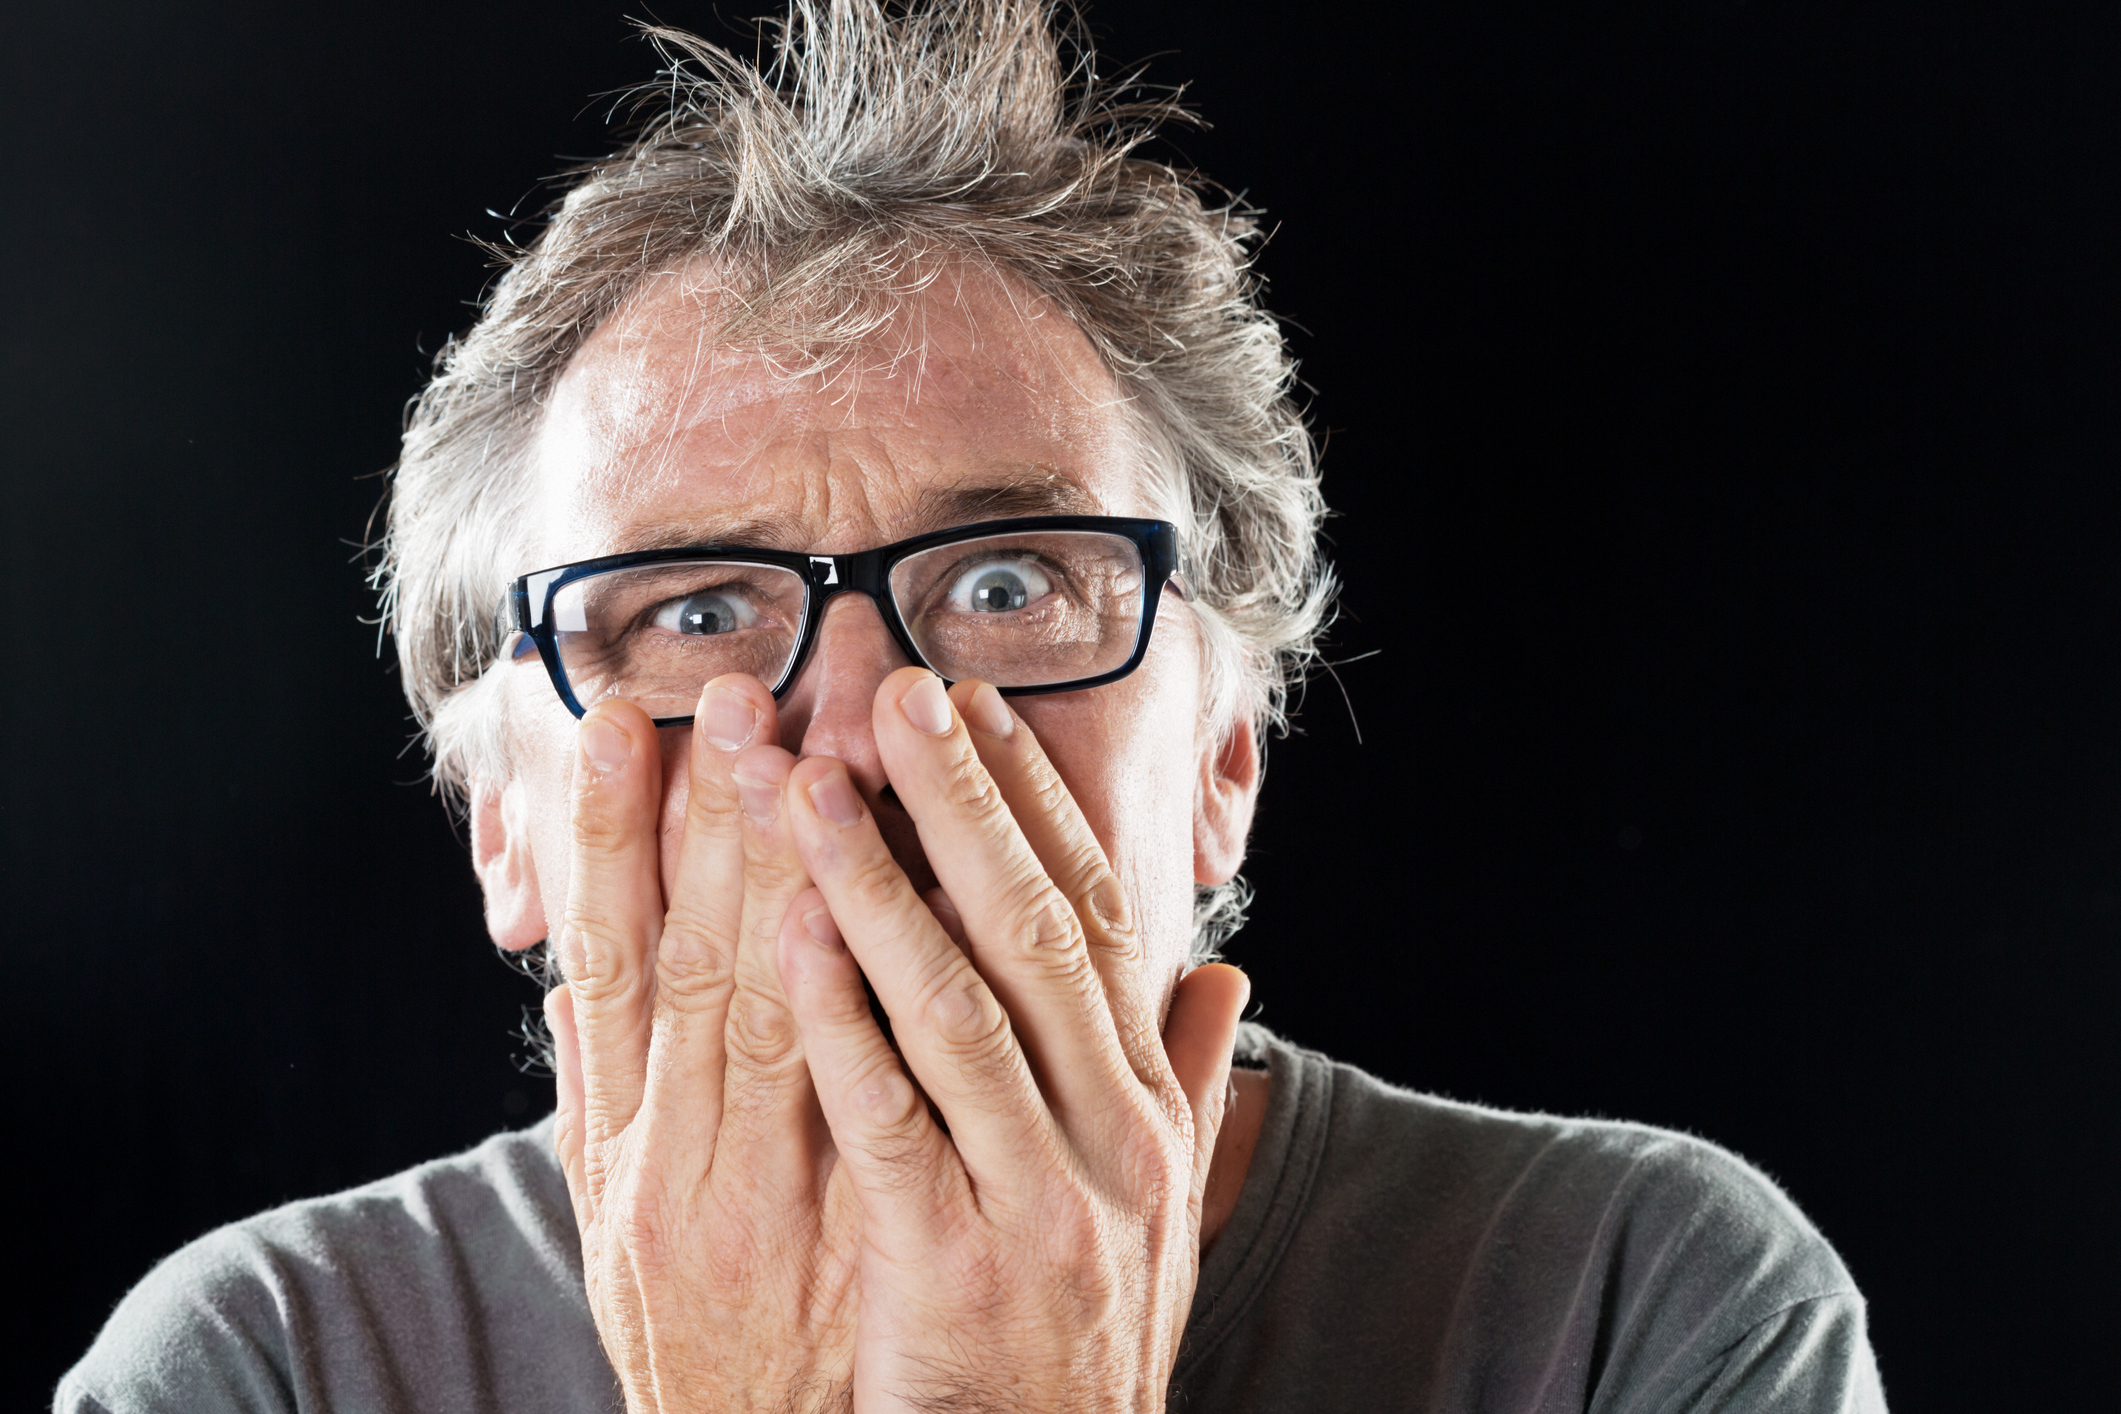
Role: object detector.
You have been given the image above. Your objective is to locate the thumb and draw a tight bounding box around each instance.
[1162,962,1251,1168]
[543,983,594,1222]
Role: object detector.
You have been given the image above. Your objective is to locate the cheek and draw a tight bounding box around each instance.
[517,709,579,937]
[1020,634,1205,971]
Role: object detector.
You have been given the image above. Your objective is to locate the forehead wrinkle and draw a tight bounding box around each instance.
[535,257,1152,574]
[600,471,1099,559]
[583,265,1109,468]
[807,423,904,550]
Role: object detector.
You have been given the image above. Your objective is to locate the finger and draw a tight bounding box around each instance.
[949,678,1163,1083]
[544,984,591,1219]
[558,699,664,1152]
[924,887,970,956]
[785,753,1057,1189]
[1162,963,1250,1188]
[870,668,1140,1125]
[776,887,964,1250]
[711,739,824,1168]
[657,674,774,997]
[631,675,774,1171]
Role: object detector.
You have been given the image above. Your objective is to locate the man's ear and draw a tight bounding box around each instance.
[469,777,547,952]
[1194,715,1261,886]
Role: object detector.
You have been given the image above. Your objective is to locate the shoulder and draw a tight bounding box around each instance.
[57,1119,609,1414]
[1308,1046,1858,1318]
[1186,1031,1885,1411]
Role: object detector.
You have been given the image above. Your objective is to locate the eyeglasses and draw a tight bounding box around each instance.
[506,515,1185,727]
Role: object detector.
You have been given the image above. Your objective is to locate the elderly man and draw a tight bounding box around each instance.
[60,3,1886,1411]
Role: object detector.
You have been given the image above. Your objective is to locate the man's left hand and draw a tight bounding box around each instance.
[773,666,1249,1412]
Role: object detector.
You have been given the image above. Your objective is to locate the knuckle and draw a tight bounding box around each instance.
[1091,917,1145,976]
[653,920,734,1002]
[570,792,640,856]
[1017,888,1083,954]
[556,917,642,1003]
[838,845,909,911]
[660,894,732,946]
[685,777,742,834]
[1003,886,1094,979]
[1072,868,1135,948]
[843,1061,938,1181]
[922,975,1011,1057]
[731,943,796,1019]
[938,747,1003,816]
[724,986,802,1069]
[1112,1115,1188,1197]
[739,910,791,973]
[1022,756,1076,822]
[740,847,806,898]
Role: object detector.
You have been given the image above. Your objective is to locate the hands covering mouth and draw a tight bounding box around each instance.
[544,666,1249,1412]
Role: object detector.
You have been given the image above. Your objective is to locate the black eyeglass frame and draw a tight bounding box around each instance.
[507,515,1186,728]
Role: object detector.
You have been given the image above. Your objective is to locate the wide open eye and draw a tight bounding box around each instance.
[944,557,1052,614]
[651,589,761,636]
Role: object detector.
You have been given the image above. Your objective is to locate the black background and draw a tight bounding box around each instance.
[6,1,2116,1406]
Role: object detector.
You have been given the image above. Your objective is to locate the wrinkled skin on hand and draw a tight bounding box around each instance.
[543,667,860,1410]
[544,668,1249,1412]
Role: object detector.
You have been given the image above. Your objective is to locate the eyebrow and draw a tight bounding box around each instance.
[608,472,1104,556]
[615,515,806,555]
[910,472,1103,527]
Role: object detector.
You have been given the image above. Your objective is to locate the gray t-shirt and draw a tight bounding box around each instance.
[58,1029,1887,1411]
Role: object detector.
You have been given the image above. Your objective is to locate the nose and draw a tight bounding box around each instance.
[775,591,917,803]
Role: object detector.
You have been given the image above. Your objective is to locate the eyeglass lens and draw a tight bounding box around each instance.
[546,528,1149,717]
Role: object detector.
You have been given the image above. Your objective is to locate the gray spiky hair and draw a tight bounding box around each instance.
[373,0,1331,954]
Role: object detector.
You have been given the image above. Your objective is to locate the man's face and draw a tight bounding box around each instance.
[474,260,1258,998]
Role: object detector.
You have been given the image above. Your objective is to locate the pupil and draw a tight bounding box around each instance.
[680,596,733,634]
[972,571,1028,613]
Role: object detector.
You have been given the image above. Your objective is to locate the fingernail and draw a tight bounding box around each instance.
[580,715,631,774]
[734,771,780,827]
[965,682,1014,738]
[901,673,954,737]
[702,684,759,752]
[803,907,844,951]
[807,769,866,827]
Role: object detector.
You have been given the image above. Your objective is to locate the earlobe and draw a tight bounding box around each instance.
[470,777,548,952]
[1193,716,1261,886]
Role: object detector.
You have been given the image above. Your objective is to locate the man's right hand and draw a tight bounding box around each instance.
[543,674,861,1412]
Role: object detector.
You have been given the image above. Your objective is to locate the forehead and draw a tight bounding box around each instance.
[523,260,1152,566]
